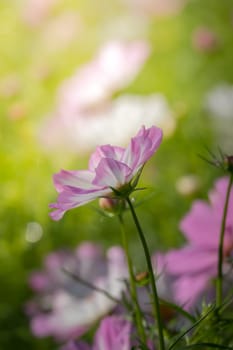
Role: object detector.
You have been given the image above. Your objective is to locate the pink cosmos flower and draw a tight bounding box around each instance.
[26,242,127,341]
[165,177,233,309]
[60,316,135,350]
[49,125,163,221]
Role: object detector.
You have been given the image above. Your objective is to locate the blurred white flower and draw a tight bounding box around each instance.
[205,83,233,152]
[205,83,233,119]
[175,175,200,196]
[41,94,175,152]
[25,222,43,243]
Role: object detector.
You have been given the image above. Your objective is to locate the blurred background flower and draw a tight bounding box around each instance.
[164,177,233,310]
[26,242,127,341]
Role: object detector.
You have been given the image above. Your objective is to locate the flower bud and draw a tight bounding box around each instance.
[99,197,125,216]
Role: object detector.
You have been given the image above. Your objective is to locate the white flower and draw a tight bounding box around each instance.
[41,94,175,152]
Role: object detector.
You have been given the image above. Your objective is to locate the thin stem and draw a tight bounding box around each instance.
[62,268,119,303]
[216,174,233,307]
[126,196,165,350]
[119,215,146,343]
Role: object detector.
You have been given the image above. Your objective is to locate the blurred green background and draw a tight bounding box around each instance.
[0,0,233,348]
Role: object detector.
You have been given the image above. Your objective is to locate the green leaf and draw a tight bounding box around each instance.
[182,343,233,349]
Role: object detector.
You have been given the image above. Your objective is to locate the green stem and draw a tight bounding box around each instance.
[119,215,146,343]
[216,174,233,307]
[126,196,165,350]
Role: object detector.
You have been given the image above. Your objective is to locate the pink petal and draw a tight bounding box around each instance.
[29,272,50,292]
[172,273,211,310]
[49,188,110,220]
[180,200,220,248]
[89,145,125,171]
[93,158,132,188]
[53,170,95,193]
[93,316,131,350]
[122,125,163,172]
[76,242,103,260]
[165,247,217,275]
[31,314,53,337]
[97,40,150,91]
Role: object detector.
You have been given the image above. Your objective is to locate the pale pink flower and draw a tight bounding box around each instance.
[39,40,151,151]
[42,94,174,152]
[27,242,127,341]
[165,177,233,309]
[49,125,162,221]
[57,40,150,115]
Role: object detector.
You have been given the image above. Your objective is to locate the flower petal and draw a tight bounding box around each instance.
[122,125,163,173]
[49,187,110,220]
[93,158,132,188]
[89,145,125,171]
[172,273,211,310]
[93,316,131,350]
[180,200,220,248]
[165,247,217,275]
[53,170,95,193]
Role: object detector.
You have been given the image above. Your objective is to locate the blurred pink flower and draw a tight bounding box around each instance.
[57,40,150,114]
[27,242,127,341]
[49,125,162,221]
[165,177,233,309]
[192,27,219,53]
[60,316,132,350]
[39,40,152,151]
[93,316,132,350]
[60,315,157,350]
